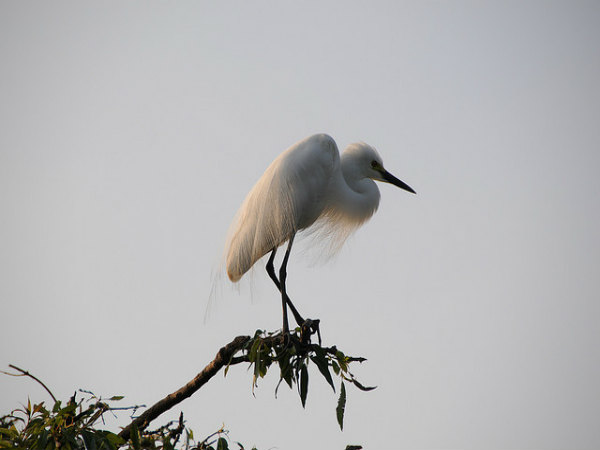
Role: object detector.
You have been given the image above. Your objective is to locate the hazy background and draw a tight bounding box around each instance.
[2,2,599,449]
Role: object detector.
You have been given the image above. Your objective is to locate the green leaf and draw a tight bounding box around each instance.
[108,396,124,401]
[309,355,335,392]
[331,360,340,375]
[104,430,125,449]
[299,365,309,408]
[284,369,293,389]
[336,381,347,431]
[275,351,294,395]
[258,353,269,378]
[80,430,97,450]
[36,428,49,449]
[0,428,16,439]
[349,357,367,363]
[277,351,290,378]
[336,351,348,372]
[253,347,262,382]
[249,338,261,363]
[351,378,377,392]
[32,402,45,414]
[217,436,229,450]
[163,436,175,450]
[130,422,141,450]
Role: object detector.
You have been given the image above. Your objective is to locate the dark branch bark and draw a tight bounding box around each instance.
[118,335,250,441]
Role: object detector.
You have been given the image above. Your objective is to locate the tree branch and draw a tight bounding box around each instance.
[118,335,250,441]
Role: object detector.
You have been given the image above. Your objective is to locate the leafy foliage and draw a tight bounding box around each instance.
[0,392,124,450]
[235,328,375,429]
[1,327,373,449]
[0,390,253,450]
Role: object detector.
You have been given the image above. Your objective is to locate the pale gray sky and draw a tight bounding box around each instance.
[2,2,599,449]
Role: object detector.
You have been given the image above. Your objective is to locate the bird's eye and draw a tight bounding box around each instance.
[370,160,378,169]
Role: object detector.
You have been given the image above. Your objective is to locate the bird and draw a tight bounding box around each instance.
[225,133,415,336]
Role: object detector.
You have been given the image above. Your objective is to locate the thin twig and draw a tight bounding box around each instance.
[3,364,57,403]
[110,405,146,411]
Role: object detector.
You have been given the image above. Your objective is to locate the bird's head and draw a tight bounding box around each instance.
[343,142,416,194]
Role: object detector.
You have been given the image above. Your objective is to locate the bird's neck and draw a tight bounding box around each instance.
[330,158,381,223]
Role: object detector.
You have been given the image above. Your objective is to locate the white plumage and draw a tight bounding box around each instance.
[225,133,415,332]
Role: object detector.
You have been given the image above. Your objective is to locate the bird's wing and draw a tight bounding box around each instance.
[226,134,338,281]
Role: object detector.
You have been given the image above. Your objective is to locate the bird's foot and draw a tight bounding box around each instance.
[278,318,321,347]
[300,318,321,345]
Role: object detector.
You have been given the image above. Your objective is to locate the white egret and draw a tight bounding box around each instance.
[226,134,415,335]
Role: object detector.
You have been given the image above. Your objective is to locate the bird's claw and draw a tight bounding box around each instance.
[300,318,321,345]
[279,318,321,348]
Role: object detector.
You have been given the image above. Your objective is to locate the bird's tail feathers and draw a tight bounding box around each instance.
[225,172,298,281]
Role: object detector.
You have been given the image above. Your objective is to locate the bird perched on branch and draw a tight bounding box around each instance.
[225,134,415,335]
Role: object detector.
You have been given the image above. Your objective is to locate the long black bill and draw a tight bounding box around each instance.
[382,170,416,194]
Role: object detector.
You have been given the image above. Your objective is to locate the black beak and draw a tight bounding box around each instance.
[382,170,416,194]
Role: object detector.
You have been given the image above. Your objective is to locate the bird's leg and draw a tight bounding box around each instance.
[267,236,318,345]
[266,248,280,288]
[278,234,296,336]
[266,247,288,334]
[266,247,304,327]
